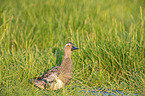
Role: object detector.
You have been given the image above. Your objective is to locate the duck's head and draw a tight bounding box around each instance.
[64,42,79,58]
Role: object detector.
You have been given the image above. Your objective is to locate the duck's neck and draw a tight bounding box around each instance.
[64,51,72,58]
[60,57,72,69]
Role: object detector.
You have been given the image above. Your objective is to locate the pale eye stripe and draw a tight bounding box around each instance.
[65,43,71,47]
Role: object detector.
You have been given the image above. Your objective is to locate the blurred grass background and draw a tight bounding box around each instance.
[0,0,145,95]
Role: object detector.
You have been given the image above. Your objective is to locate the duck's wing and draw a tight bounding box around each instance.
[37,66,61,79]
[30,66,61,90]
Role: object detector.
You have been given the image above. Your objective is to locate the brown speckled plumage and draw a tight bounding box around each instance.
[30,42,78,90]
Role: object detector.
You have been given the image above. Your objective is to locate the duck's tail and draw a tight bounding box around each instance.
[30,79,46,89]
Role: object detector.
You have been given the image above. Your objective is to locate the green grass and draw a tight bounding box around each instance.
[0,0,145,95]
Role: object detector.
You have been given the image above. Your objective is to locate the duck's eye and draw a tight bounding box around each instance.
[65,43,71,47]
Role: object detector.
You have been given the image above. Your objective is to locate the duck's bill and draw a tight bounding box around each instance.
[71,46,79,51]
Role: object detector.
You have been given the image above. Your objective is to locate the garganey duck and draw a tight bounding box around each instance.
[30,42,79,90]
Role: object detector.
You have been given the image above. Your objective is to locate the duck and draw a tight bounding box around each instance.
[30,42,79,90]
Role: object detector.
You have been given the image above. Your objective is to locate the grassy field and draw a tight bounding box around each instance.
[0,0,145,95]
